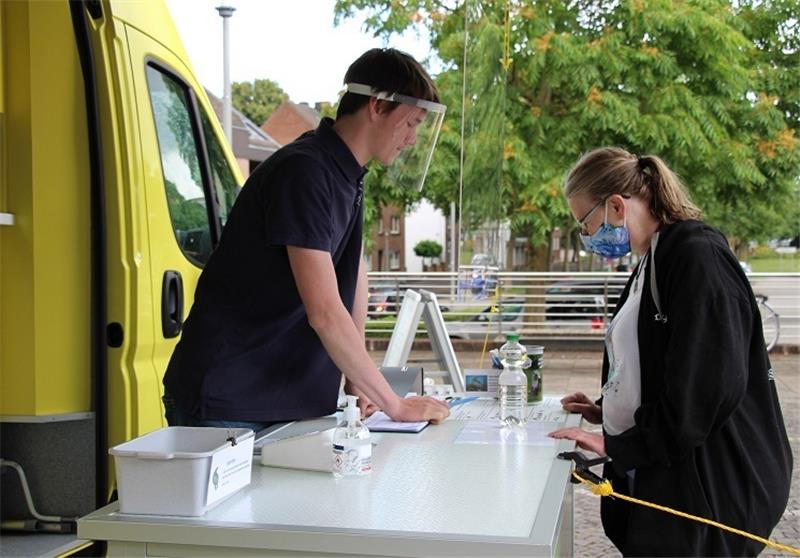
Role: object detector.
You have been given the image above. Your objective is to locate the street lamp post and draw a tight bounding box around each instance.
[216,5,235,144]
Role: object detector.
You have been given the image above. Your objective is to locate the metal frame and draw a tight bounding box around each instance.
[383,289,465,392]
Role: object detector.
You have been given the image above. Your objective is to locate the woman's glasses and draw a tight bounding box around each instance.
[575,194,630,235]
[576,197,608,235]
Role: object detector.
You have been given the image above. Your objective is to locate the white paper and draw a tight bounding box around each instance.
[206,441,253,506]
[455,421,561,446]
[449,396,568,423]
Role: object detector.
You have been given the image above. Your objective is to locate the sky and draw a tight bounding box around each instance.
[165,0,436,105]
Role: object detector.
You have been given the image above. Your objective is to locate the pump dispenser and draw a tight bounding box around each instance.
[332,395,372,478]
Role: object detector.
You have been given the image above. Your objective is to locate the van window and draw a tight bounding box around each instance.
[146,65,213,265]
[200,110,239,225]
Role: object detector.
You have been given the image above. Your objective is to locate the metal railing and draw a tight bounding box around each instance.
[366,271,800,348]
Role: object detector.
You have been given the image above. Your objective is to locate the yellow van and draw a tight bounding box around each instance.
[0,1,242,552]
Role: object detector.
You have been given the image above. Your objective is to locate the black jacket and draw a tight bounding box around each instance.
[599,220,792,556]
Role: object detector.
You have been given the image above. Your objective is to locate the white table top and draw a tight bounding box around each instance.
[79,400,580,557]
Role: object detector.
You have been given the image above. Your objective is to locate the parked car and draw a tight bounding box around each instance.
[446,298,524,340]
[544,278,627,328]
[739,260,753,274]
[368,287,401,317]
[470,253,498,267]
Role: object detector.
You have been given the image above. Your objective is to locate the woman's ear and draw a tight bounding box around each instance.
[607,194,627,221]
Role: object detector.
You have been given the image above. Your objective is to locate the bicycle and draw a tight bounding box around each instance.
[755,294,780,352]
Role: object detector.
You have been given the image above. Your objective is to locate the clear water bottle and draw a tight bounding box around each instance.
[498,333,529,426]
[332,395,372,478]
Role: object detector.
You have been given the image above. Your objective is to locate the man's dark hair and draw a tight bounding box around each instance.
[336,48,439,119]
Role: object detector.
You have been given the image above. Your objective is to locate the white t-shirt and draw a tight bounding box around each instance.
[602,253,649,436]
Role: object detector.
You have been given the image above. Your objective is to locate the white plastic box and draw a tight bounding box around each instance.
[110,427,254,516]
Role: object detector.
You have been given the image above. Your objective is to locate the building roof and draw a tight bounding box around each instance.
[206,90,281,162]
[260,101,321,145]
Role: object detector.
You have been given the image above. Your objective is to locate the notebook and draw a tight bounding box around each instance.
[363,411,428,433]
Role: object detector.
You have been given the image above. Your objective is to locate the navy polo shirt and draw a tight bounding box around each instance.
[163,118,365,422]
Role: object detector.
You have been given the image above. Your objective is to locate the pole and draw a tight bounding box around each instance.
[216,5,235,144]
[384,231,390,271]
[450,201,457,272]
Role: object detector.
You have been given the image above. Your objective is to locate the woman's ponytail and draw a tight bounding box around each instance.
[640,155,702,223]
[565,148,702,224]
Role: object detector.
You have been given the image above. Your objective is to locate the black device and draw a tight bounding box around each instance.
[379,366,423,397]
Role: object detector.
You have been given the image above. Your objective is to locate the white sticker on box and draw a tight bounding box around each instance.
[206,441,252,506]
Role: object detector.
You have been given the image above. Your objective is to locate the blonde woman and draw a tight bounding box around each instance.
[549,147,792,556]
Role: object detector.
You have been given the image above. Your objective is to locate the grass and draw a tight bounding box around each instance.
[749,256,800,273]
[365,302,493,338]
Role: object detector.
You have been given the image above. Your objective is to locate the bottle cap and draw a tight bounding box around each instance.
[344,395,360,423]
[506,333,520,342]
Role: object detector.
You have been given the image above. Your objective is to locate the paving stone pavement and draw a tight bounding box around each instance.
[380,348,799,557]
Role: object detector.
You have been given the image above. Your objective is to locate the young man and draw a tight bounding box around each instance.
[162,48,450,430]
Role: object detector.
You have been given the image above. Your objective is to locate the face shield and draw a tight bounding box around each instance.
[345,82,446,192]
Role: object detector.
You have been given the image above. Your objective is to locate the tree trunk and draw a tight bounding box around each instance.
[522,241,550,338]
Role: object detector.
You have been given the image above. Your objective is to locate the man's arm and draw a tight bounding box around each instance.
[287,246,449,423]
[345,253,379,417]
[350,251,368,340]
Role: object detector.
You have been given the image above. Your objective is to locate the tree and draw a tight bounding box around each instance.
[734,0,800,247]
[334,0,800,268]
[231,78,288,125]
[414,239,444,268]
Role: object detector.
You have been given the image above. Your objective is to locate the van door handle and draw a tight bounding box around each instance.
[161,271,184,338]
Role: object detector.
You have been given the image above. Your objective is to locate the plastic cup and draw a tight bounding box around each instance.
[525,346,544,403]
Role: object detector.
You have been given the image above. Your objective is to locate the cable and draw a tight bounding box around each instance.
[478,285,501,368]
[0,459,68,523]
[457,0,468,273]
[572,470,800,555]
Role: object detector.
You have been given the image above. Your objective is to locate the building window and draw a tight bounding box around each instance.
[389,251,400,270]
[390,215,401,234]
[378,219,384,234]
[364,253,372,271]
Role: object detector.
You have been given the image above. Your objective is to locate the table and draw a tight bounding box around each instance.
[79,402,581,557]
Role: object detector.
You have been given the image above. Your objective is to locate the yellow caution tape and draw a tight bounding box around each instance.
[478,287,501,369]
[572,471,800,555]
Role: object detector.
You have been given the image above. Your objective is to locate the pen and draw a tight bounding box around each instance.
[448,396,479,408]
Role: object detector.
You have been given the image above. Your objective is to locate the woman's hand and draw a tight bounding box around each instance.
[548,427,606,456]
[560,392,602,424]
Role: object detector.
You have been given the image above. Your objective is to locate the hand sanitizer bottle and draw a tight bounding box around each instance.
[332,395,372,478]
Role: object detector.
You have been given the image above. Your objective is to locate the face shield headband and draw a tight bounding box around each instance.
[345,82,446,192]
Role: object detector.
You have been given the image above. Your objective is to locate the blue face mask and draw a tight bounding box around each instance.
[579,202,631,258]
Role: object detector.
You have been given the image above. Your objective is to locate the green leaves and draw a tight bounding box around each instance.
[414,239,444,257]
[334,0,800,264]
[231,78,289,126]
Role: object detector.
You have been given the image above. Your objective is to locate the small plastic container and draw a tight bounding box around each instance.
[525,345,545,403]
[109,426,254,516]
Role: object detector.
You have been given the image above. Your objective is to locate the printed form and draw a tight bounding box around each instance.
[449,396,568,422]
[450,396,568,446]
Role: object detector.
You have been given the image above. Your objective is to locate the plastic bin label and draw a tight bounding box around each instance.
[206,441,252,506]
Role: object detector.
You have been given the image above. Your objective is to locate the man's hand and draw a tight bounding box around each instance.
[560,392,602,424]
[385,396,450,424]
[548,427,606,456]
[344,380,379,418]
